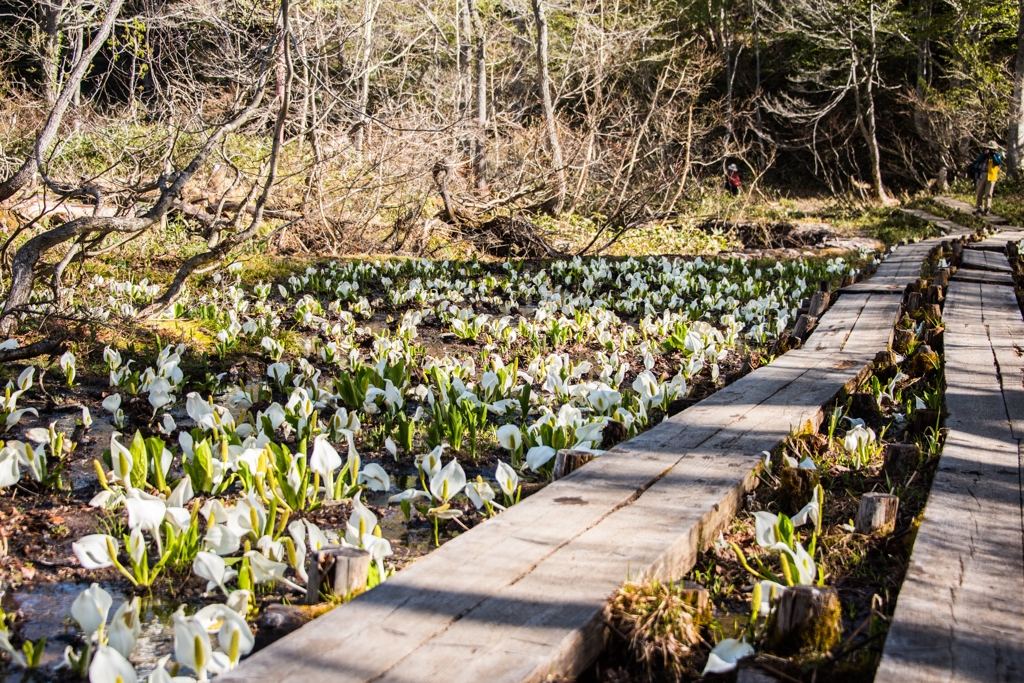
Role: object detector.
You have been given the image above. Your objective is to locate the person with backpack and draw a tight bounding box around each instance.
[725,164,742,196]
[970,140,1003,215]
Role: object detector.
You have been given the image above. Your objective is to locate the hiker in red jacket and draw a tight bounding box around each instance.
[725,164,742,196]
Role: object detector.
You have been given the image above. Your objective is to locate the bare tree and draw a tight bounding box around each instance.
[1008,0,1024,176]
[0,0,124,203]
[468,0,488,191]
[531,0,566,215]
[353,0,382,153]
[760,0,898,201]
[0,0,292,334]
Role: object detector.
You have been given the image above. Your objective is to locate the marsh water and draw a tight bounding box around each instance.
[0,582,178,681]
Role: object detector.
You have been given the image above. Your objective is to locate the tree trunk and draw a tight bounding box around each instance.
[863,21,888,202]
[458,0,472,105]
[851,9,888,203]
[721,0,734,160]
[42,1,66,108]
[1008,0,1024,176]
[353,0,379,153]
[0,0,125,204]
[70,23,83,108]
[913,0,932,141]
[748,0,765,170]
[468,0,488,192]
[531,0,566,215]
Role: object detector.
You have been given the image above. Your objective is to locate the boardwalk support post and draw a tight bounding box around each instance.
[855,492,899,535]
[306,546,371,605]
[553,449,596,480]
[768,585,841,654]
[883,444,920,477]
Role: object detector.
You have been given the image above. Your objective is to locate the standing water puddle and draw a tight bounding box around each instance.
[366,480,436,557]
[0,582,178,681]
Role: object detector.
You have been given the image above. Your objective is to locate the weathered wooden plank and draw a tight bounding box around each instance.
[875,281,1024,683]
[838,281,910,295]
[898,208,972,235]
[951,270,1014,286]
[837,295,901,357]
[969,240,1014,252]
[981,285,1024,441]
[961,249,1012,272]
[799,294,870,355]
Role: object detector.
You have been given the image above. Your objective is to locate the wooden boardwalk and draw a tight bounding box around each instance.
[876,204,1024,682]
[221,230,963,683]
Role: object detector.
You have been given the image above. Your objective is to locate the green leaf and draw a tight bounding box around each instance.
[190,439,214,493]
[129,431,148,490]
[145,436,167,491]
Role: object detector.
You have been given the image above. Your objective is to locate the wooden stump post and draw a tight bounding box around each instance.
[841,275,856,288]
[905,291,923,312]
[893,328,914,352]
[808,290,829,318]
[792,315,817,341]
[778,466,820,514]
[874,349,897,367]
[850,392,882,422]
[306,546,371,605]
[883,444,921,477]
[855,493,899,535]
[934,268,950,287]
[768,585,841,654]
[552,449,596,480]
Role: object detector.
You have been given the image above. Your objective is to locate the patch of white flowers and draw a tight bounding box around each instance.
[0,250,870,679]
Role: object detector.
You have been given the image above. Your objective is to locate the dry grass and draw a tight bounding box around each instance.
[607,580,704,681]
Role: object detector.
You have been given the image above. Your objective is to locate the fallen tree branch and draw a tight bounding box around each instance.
[0,338,65,364]
[139,0,294,319]
[0,68,270,334]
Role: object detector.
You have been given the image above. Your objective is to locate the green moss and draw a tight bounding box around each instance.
[778,467,820,514]
[766,586,842,656]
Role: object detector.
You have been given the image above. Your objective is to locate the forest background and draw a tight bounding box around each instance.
[0,0,1021,332]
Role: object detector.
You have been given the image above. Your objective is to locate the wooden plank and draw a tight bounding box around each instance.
[875,281,1024,683]
[898,208,972,235]
[961,249,1012,273]
[969,241,1012,252]
[981,285,1024,441]
[951,270,1014,286]
[799,293,870,355]
[932,195,1010,225]
[838,281,910,295]
[838,295,901,357]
